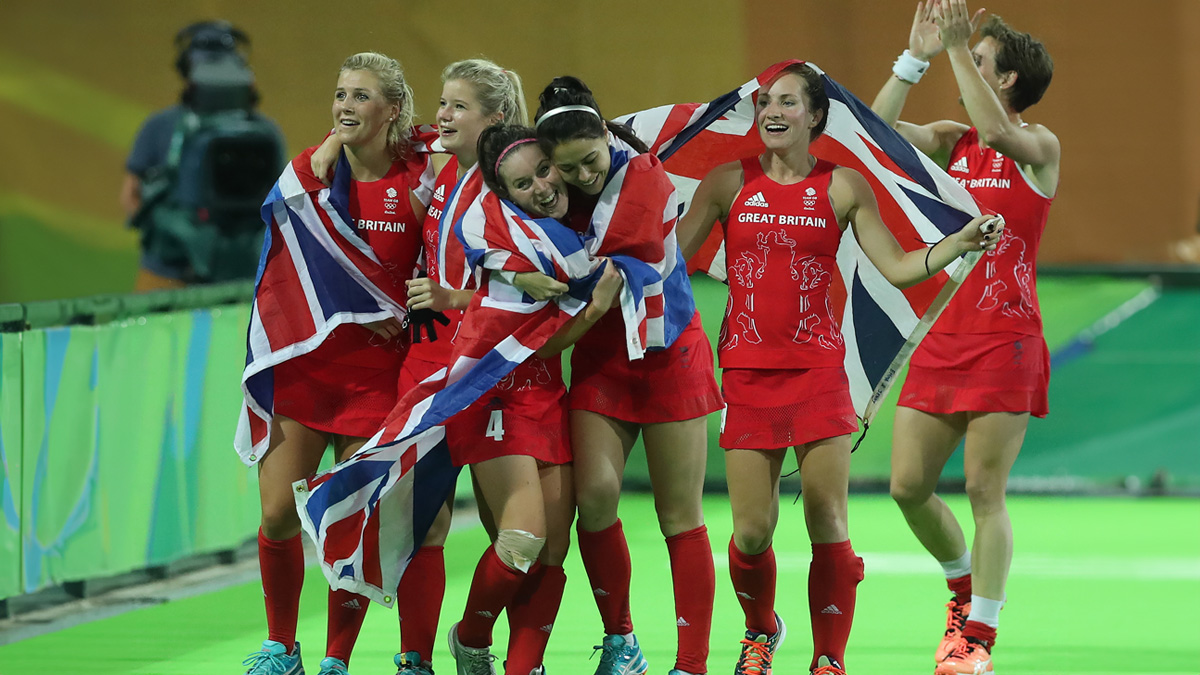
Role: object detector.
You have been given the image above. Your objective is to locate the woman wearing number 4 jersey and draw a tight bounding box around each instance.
[871,2,1059,674]
[445,123,625,675]
[678,62,1002,675]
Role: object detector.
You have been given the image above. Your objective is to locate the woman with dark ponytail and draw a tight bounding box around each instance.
[527,76,723,675]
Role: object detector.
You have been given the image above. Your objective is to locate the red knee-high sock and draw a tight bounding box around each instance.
[258,529,305,651]
[728,537,777,634]
[666,525,715,675]
[326,589,369,663]
[397,545,446,662]
[808,540,865,670]
[577,520,633,635]
[506,565,567,674]
[458,546,528,648]
[948,574,972,605]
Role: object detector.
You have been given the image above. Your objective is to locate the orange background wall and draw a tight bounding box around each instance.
[1,0,1196,301]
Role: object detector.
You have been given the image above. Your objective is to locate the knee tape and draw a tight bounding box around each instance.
[494,529,545,573]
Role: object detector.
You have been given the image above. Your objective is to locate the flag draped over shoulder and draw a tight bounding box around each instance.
[294,188,604,606]
[581,137,695,358]
[617,60,984,422]
[235,150,414,466]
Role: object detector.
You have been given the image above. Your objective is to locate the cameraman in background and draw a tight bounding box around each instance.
[120,20,286,291]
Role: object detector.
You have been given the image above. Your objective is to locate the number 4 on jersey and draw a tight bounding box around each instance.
[486,410,505,441]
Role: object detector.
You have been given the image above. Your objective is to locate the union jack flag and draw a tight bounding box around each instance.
[294,189,609,605]
[575,139,694,358]
[618,60,984,422]
[234,139,433,466]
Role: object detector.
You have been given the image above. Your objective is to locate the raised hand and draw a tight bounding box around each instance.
[909,1,945,60]
[933,0,986,50]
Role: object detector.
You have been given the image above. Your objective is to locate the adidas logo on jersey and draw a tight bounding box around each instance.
[475,610,496,619]
[433,184,446,200]
[950,157,969,173]
[539,623,554,633]
[677,616,691,627]
[821,604,843,615]
[593,588,610,597]
[341,598,362,610]
[736,591,756,600]
[743,191,770,208]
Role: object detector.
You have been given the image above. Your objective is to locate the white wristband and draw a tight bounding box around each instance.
[893,49,931,84]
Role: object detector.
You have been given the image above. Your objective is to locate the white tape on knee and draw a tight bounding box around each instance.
[494,529,545,573]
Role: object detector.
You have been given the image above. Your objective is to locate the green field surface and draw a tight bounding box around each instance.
[2,494,1197,674]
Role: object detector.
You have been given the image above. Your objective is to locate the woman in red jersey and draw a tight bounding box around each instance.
[530,77,724,675]
[311,59,546,675]
[871,3,1059,673]
[445,123,624,675]
[679,62,1001,675]
[244,52,433,675]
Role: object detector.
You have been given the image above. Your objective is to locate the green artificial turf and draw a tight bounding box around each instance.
[2,494,1197,674]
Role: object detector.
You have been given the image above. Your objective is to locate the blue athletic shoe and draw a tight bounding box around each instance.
[317,657,349,674]
[591,634,649,675]
[243,640,304,675]
[395,651,435,675]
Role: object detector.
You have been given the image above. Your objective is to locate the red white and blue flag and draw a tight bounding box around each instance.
[294,189,610,605]
[618,60,984,421]
[235,149,417,466]
[578,138,694,358]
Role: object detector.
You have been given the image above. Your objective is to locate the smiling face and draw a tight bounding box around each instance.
[550,136,610,196]
[436,79,502,160]
[499,144,569,219]
[755,73,821,152]
[332,69,398,149]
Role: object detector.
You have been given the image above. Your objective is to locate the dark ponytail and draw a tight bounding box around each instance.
[477,123,538,198]
[534,76,649,154]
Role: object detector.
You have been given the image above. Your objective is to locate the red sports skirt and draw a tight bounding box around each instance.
[272,325,404,438]
[568,312,723,424]
[445,355,571,467]
[898,331,1050,418]
[720,367,859,450]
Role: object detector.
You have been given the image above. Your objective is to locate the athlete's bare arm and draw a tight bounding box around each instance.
[936,0,1060,194]
[535,259,623,357]
[677,161,743,261]
[830,166,1001,288]
[872,1,976,160]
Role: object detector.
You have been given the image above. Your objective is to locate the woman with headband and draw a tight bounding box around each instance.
[529,76,723,675]
[445,123,625,675]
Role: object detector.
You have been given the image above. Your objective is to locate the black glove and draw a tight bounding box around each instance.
[405,307,451,343]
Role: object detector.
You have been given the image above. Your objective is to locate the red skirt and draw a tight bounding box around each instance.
[445,355,571,467]
[568,312,723,424]
[720,367,859,450]
[899,331,1050,418]
[272,325,404,438]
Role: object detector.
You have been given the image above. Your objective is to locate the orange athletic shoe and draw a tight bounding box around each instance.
[935,637,994,675]
[811,655,846,675]
[936,598,971,662]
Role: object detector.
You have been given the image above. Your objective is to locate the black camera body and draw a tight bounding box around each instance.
[175,21,257,113]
